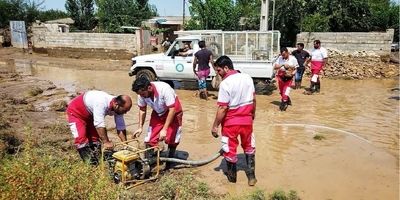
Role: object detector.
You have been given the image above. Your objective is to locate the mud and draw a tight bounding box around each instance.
[0,48,399,199]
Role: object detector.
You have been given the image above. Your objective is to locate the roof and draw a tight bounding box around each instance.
[45,18,74,24]
[146,16,191,25]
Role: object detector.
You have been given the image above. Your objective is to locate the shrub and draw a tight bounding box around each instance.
[0,136,121,199]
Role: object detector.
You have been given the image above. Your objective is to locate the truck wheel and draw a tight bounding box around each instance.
[136,69,156,81]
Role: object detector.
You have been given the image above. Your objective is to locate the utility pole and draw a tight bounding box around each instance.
[182,0,185,30]
[259,0,269,31]
[272,0,275,31]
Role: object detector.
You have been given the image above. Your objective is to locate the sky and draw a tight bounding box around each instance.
[43,0,189,16]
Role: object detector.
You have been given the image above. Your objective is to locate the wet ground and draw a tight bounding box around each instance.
[1,49,399,199]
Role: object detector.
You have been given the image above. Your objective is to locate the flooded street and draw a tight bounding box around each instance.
[12,58,400,199]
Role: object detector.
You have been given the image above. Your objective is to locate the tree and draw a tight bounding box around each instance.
[65,0,96,30]
[388,3,399,42]
[301,13,330,32]
[0,0,44,28]
[187,0,240,31]
[37,9,69,22]
[324,0,372,32]
[367,0,391,31]
[270,0,304,46]
[236,0,260,30]
[95,0,157,33]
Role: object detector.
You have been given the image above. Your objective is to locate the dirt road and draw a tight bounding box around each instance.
[0,48,398,199]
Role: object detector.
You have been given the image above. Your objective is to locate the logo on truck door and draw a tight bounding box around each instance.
[175,64,184,72]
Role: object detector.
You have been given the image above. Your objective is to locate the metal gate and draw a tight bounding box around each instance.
[10,21,28,49]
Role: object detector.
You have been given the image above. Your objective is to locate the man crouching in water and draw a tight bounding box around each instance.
[274,47,299,111]
[211,55,257,186]
[131,77,183,170]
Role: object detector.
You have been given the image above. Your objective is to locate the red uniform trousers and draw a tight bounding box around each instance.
[311,61,324,84]
[66,94,99,148]
[221,124,255,163]
[276,74,293,102]
[145,110,183,147]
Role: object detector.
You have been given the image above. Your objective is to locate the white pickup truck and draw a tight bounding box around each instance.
[128,30,280,87]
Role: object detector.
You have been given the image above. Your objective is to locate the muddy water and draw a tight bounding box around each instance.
[18,60,400,199]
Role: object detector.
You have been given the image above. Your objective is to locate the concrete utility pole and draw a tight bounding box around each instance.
[182,0,185,30]
[260,0,269,31]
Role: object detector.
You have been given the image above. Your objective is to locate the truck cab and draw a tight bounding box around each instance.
[129,30,281,87]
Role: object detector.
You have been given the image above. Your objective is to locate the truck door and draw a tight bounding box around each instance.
[163,40,197,80]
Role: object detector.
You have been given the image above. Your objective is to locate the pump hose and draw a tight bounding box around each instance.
[159,149,223,166]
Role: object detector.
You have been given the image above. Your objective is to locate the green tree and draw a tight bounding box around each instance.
[367,0,391,31]
[37,9,69,22]
[96,0,157,33]
[388,3,399,42]
[324,0,372,32]
[301,13,330,32]
[270,0,304,46]
[236,0,261,30]
[65,0,96,30]
[0,0,44,28]
[187,0,240,31]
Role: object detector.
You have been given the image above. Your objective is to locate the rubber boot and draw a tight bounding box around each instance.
[287,96,292,106]
[294,81,300,89]
[245,154,257,186]
[279,100,288,111]
[315,82,320,93]
[305,82,316,95]
[77,143,101,166]
[226,161,237,183]
[165,146,176,170]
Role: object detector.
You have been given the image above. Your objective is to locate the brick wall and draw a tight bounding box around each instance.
[296,29,394,55]
[32,32,136,53]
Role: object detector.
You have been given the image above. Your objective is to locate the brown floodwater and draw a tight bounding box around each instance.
[11,59,400,199]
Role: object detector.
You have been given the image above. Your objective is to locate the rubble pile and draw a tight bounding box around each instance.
[320,49,399,79]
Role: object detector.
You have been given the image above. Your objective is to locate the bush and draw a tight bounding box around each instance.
[0,137,121,199]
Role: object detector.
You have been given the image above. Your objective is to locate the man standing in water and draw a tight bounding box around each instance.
[66,90,132,165]
[274,47,299,111]
[292,43,310,89]
[307,40,328,94]
[211,56,257,186]
[193,40,213,100]
[131,77,183,170]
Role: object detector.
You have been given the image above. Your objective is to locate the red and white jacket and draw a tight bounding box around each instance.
[217,71,255,126]
[137,82,182,116]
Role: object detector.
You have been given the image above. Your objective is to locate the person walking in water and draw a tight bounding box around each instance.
[211,56,257,186]
[193,40,213,100]
[273,47,299,111]
[292,43,310,89]
[306,40,328,94]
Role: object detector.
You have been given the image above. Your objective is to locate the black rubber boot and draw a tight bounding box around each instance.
[279,100,288,111]
[287,97,292,106]
[77,143,101,166]
[315,82,320,93]
[165,146,176,170]
[226,161,237,183]
[245,154,257,186]
[294,81,300,89]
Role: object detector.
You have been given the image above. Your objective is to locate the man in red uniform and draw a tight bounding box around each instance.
[131,77,183,169]
[307,40,328,94]
[66,90,132,165]
[273,47,299,111]
[211,56,257,186]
